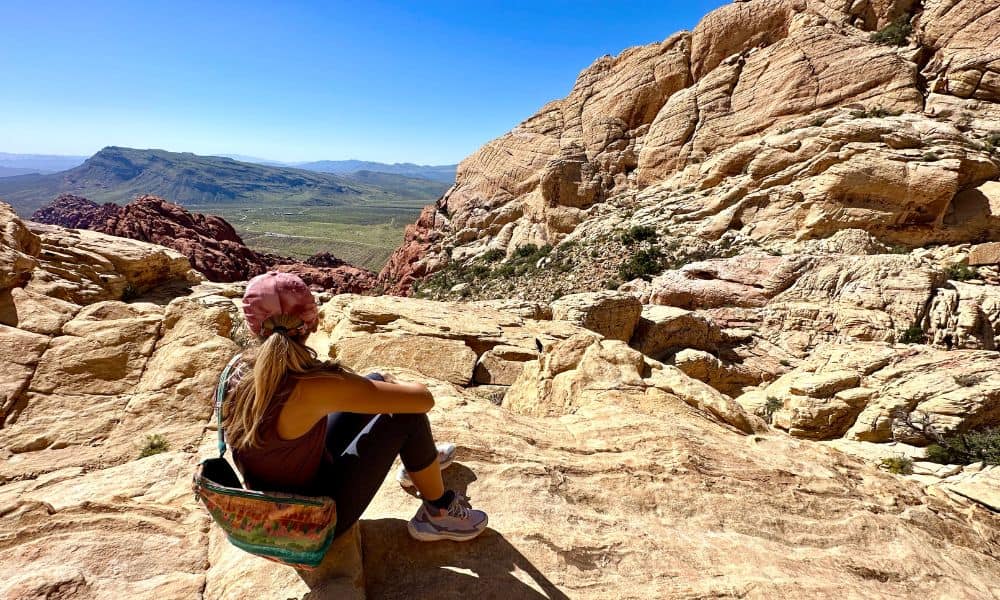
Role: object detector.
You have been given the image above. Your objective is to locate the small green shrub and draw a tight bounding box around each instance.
[879,454,914,475]
[925,427,1000,466]
[121,282,140,302]
[870,15,913,47]
[779,126,794,135]
[618,247,664,282]
[954,373,985,387]
[495,263,517,278]
[470,265,490,278]
[761,396,783,423]
[810,116,829,127]
[946,263,978,281]
[479,249,505,263]
[899,323,926,344]
[922,151,940,162]
[851,106,903,119]
[139,434,170,459]
[514,244,539,258]
[620,225,658,246]
[984,132,1000,154]
[604,278,622,290]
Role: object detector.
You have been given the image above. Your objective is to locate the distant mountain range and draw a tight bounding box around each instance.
[0,152,457,183]
[293,160,456,183]
[218,155,457,183]
[0,153,87,175]
[0,147,451,216]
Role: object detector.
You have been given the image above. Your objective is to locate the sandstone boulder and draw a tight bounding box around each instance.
[747,342,1000,443]
[473,344,539,385]
[648,253,810,309]
[24,222,197,305]
[550,290,642,341]
[315,294,597,387]
[0,200,40,292]
[505,333,761,434]
[334,333,478,386]
[629,304,721,358]
[673,348,769,398]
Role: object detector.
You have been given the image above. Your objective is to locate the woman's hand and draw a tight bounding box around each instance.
[380,373,400,384]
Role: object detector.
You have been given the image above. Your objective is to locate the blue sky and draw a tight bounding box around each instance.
[0,1,729,164]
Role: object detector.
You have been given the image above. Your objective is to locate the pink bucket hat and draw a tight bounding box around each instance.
[242,271,319,338]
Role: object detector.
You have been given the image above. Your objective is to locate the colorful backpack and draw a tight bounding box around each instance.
[192,354,338,569]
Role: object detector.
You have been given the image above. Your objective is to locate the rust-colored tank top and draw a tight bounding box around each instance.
[224,361,327,495]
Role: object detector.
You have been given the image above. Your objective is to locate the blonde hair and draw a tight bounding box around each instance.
[224,313,343,449]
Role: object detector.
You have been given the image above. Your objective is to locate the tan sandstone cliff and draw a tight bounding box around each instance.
[379,0,1000,295]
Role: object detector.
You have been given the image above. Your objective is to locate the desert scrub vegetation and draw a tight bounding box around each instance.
[619,225,658,246]
[898,323,926,344]
[879,454,914,475]
[984,132,1000,154]
[870,14,913,46]
[889,409,1000,466]
[851,106,903,119]
[946,263,978,281]
[139,434,170,458]
[619,246,665,282]
[120,282,140,302]
[925,428,1000,466]
[414,243,564,298]
[760,396,783,424]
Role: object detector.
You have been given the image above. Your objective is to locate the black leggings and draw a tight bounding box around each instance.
[319,372,439,538]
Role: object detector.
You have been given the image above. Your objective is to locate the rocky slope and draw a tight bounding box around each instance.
[379,0,1000,295]
[1,201,998,599]
[368,0,1000,454]
[33,194,376,292]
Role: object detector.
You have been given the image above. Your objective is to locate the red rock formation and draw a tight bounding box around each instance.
[376,203,448,295]
[32,194,375,292]
[31,195,121,230]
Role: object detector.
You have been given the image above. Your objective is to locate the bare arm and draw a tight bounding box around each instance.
[290,370,434,420]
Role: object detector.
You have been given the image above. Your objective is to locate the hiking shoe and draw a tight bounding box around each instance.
[407,491,488,542]
[397,442,456,489]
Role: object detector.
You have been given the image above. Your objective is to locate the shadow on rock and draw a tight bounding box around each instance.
[400,462,479,500]
[361,518,570,600]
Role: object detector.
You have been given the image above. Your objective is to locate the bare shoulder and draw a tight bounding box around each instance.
[292,369,433,415]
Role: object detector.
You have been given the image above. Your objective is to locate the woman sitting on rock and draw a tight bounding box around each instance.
[221,271,488,542]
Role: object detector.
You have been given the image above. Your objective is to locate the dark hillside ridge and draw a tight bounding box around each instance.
[0,147,449,216]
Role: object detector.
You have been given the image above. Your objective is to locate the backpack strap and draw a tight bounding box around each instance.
[215,353,244,457]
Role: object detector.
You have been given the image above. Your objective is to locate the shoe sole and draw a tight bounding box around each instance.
[398,454,456,489]
[406,514,489,542]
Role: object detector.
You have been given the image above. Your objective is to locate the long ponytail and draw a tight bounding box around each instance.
[224,314,340,449]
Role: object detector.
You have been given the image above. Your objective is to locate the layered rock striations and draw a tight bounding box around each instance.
[368,1,1000,461]
[379,0,1000,293]
[33,194,376,292]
